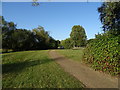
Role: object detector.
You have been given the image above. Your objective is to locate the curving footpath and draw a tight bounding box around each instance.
[49,50,119,88]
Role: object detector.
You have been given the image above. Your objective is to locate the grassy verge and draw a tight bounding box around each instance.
[2,50,83,88]
[0,49,2,53]
[57,48,84,62]
[0,49,13,53]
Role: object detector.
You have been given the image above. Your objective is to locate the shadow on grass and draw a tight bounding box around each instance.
[2,58,52,74]
[1,51,22,55]
[1,51,13,54]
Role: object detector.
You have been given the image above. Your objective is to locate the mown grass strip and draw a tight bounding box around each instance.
[57,49,84,62]
[2,50,83,88]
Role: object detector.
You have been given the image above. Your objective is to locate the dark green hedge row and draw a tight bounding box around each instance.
[83,34,120,76]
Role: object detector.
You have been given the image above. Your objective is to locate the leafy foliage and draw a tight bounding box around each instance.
[83,34,120,75]
[61,25,87,49]
[83,2,120,76]
[61,38,73,49]
[2,17,58,51]
[98,2,120,35]
[70,25,87,47]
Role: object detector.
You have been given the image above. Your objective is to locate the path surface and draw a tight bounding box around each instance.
[49,50,119,88]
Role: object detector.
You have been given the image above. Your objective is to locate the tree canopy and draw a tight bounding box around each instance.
[70,25,87,47]
[60,25,87,49]
[2,17,58,51]
[98,2,120,35]
[61,38,73,49]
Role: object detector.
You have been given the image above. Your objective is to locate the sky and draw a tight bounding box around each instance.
[2,2,103,40]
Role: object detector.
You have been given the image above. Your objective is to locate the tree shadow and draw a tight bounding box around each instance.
[2,58,52,74]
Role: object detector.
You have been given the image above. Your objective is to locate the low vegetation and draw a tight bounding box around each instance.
[84,34,120,76]
[2,50,84,88]
[57,48,84,62]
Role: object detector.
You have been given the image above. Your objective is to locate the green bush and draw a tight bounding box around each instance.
[83,34,120,76]
[61,38,73,49]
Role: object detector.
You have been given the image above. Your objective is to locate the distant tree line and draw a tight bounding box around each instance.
[1,16,59,51]
[60,25,87,49]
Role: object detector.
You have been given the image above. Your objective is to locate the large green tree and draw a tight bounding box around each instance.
[98,2,120,35]
[70,25,87,47]
[2,16,17,50]
[2,29,34,51]
[32,26,50,49]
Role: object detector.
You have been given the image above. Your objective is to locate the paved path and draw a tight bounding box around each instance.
[49,50,119,88]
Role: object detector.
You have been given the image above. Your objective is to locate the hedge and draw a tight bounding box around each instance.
[83,34,120,76]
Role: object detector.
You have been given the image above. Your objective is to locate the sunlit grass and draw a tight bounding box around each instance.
[0,49,13,53]
[57,48,84,62]
[2,50,84,88]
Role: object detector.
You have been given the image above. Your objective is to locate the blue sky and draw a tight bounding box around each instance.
[3,2,103,40]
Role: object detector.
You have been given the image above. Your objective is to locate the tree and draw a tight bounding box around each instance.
[2,29,34,51]
[70,25,87,47]
[56,40,61,47]
[32,26,50,49]
[98,2,120,35]
[2,16,17,50]
[48,37,58,49]
[1,16,16,33]
[0,16,2,49]
[2,17,58,51]
[61,38,73,49]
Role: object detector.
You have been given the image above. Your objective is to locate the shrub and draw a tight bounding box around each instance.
[61,38,73,49]
[83,34,120,76]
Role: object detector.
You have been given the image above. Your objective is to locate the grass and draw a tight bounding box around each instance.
[0,49,13,53]
[0,49,2,52]
[57,48,84,62]
[2,50,84,88]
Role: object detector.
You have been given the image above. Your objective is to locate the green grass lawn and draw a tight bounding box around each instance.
[57,48,84,62]
[2,50,84,88]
